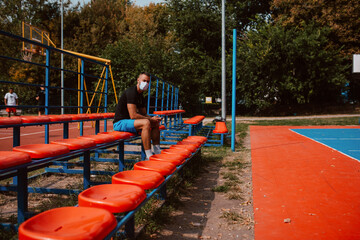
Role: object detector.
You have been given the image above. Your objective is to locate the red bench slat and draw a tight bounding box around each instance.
[78,134,116,144]
[183,115,205,124]
[0,117,22,126]
[0,151,31,169]
[134,161,176,176]
[13,144,70,159]
[47,115,73,122]
[50,138,97,150]
[20,116,50,124]
[112,170,164,190]
[78,184,146,213]
[18,207,116,240]
[213,121,228,134]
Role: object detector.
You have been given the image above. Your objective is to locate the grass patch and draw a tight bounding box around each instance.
[212,184,231,193]
[227,192,244,200]
[222,172,239,181]
[221,210,243,224]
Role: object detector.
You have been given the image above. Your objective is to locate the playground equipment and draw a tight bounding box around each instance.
[0,29,228,238]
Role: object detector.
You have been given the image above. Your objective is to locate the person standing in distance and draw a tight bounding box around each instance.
[35,86,45,116]
[4,88,19,117]
[113,72,162,160]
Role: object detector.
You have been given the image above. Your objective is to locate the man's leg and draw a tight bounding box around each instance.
[150,121,161,154]
[134,119,152,159]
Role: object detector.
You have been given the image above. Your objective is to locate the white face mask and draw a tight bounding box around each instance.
[139,81,149,91]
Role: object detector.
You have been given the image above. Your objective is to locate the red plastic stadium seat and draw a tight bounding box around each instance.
[13,144,69,159]
[183,115,205,124]
[88,113,104,120]
[78,184,146,213]
[149,153,185,166]
[78,134,116,144]
[50,138,96,151]
[18,206,116,240]
[153,110,171,115]
[159,125,166,131]
[98,131,135,140]
[134,160,176,176]
[47,115,72,122]
[0,117,22,126]
[101,113,114,119]
[213,121,228,134]
[161,148,192,158]
[185,136,207,144]
[68,114,89,120]
[170,144,197,153]
[0,151,31,170]
[177,140,201,148]
[112,170,164,190]
[20,115,50,124]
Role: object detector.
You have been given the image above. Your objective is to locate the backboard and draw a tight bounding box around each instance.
[21,22,55,56]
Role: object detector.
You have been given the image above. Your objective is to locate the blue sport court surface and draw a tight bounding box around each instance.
[291,128,360,161]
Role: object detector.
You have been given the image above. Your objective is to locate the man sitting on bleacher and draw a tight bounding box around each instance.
[113,72,162,160]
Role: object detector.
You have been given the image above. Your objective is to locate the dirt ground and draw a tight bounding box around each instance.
[0,130,254,240]
[153,132,254,240]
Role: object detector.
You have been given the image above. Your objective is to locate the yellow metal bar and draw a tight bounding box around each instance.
[61,49,111,64]
[109,65,118,103]
[84,79,91,113]
[86,67,106,114]
[97,78,106,110]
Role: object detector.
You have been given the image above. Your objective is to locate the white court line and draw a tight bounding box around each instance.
[290,129,360,162]
[0,126,93,140]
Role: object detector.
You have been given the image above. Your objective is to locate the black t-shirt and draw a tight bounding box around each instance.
[113,86,146,123]
[37,90,45,105]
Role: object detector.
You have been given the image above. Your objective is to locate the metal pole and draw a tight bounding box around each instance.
[231,29,237,152]
[221,0,226,120]
[60,0,64,114]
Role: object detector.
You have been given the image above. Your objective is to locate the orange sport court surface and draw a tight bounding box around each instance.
[251,126,360,240]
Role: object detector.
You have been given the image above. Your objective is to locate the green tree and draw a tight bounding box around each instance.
[271,0,360,57]
[236,19,348,113]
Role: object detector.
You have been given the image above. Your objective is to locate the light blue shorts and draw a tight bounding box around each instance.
[113,119,137,133]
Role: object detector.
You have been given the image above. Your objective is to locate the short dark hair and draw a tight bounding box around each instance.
[9,88,13,91]
[139,72,151,77]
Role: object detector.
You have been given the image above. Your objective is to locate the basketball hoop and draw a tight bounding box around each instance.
[21,50,33,62]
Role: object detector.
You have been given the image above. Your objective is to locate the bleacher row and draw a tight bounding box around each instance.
[0,112,226,239]
[16,135,207,239]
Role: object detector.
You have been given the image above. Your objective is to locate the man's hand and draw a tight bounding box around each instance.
[150,116,162,123]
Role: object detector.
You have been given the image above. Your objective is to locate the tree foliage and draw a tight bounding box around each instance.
[1,0,358,114]
[237,19,348,113]
[271,0,360,56]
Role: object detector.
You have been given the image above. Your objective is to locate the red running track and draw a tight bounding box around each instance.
[251,126,360,240]
[0,121,114,151]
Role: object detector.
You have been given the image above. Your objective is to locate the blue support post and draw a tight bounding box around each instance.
[83,150,91,189]
[167,83,170,110]
[104,65,109,132]
[118,141,125,171]
[17,168,28,224]
[231,29,237,152]
[161,81,165,110]
[171,85,174,110]
[63,122,69,139]
[13,127,20,147]
[80,59,85,136]
[147,76,152,115]
[155,78,159,112]
[45,48,50,144]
